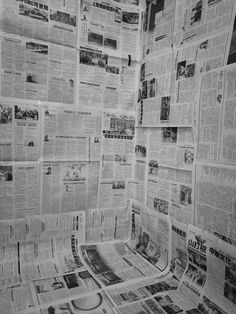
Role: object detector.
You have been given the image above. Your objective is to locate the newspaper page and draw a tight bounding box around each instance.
[197,236,236,314]
[174,0,235,46]
[0,161,40,220]
[195,162,236,243]
[0,34,76,104]
[0,0,78,47]
[107,273,179,307]
[0,211,85,245]
[41,161,100,214]
[42,104,102,162]
[38,290,117,314]
[97,112,135,208]
[170,221,188,281]
[127,200,171,273]
[197,67,225,161]
[148,127,194,170]
[137,51,177,127]
[220,63,236,164]
[79,241,159,287]
[177,225,215,309]
[0,98,41,162]
[85,207,130,243]
[142,0,176,58]
[79,0,142,59]
[78,46,138,111]
[198,63,236,164]
[133,127,148,204]
[147,159,193,224]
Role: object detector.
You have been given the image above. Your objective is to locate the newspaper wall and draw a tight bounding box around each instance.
[0,0,78,47]
[0,34,76,104]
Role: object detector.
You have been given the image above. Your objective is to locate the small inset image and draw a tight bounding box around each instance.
[162,127,177,143]
[160,96,170,121]
[0,165,13,182]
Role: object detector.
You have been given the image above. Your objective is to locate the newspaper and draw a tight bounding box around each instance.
[137,51,176,127]
[79,241,158,287]
[127,200,171,273]
[0,0,78,47]
[42,104,102,162]
[79,0,141,59]
[85,207,130,243]
[107,273,179,306]
[0,34,76,103]
[148,127,194,170]
[175,0,235,46]
[97,112,135,208]
[79,46,138,111]
[39,291,117,314]
[0,211,85,244]
[170,221,188,280]
[177,225,236,314]
[0,98,41,162]
[41,161,100,213]
[142,0,176,58]
[0,161,40,220]
[195,162,236,243]
[147,162,193,224]
[133,127,148,203]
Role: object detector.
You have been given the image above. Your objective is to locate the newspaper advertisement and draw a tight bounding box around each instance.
[79,46,138,111]
[0,161,40,220]
[142,0,176,57]
[0,0,78,47]
[127,201,171,273]
[0,34,76,104]
[85,207,130,243]
[97,112,135,208]
[148,127,194,170]
[0,98,41,162]
[80,0,141,59]
[42,104,102,162]
[41,161,100,214]
[147,159,193,224]
[79,241,158,287]
[175,0,235,46]
[195,162,236,243]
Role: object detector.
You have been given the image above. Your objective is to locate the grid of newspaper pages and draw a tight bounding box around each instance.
[0,0,236,313]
